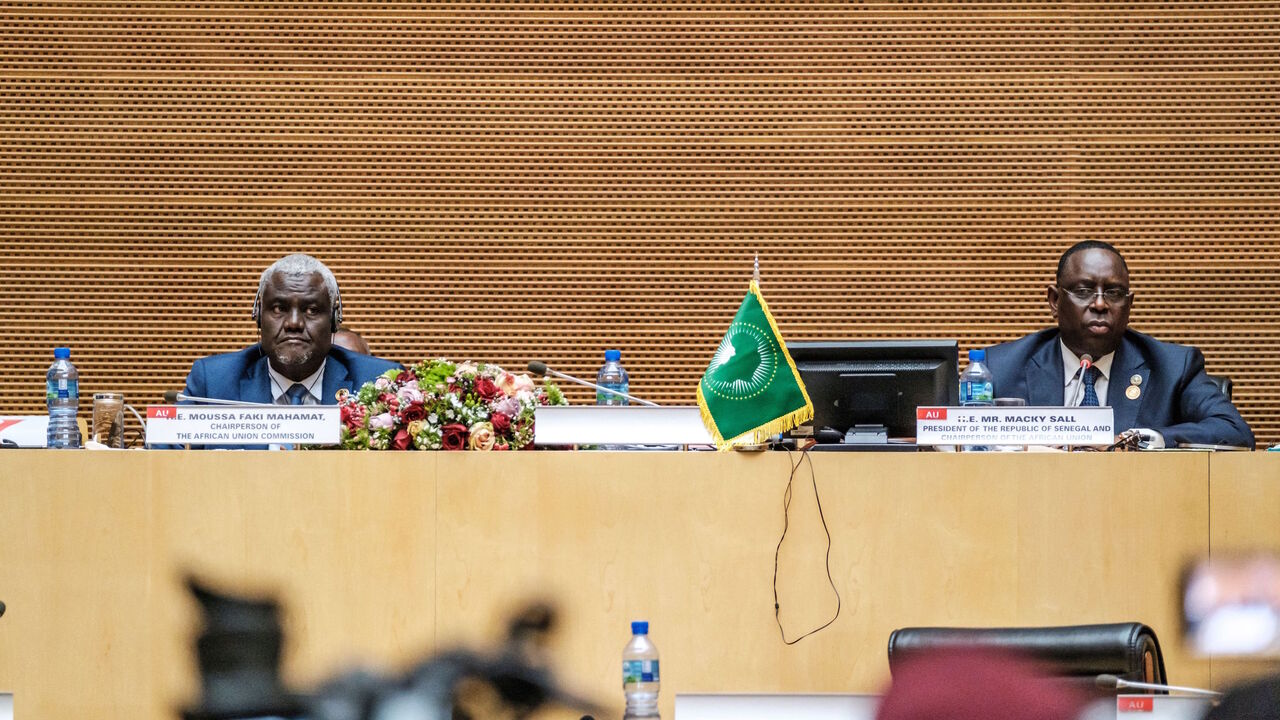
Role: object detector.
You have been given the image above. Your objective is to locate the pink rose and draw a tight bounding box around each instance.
[468,422,496,450]
[369,412,395,430]
[497,372,536,397]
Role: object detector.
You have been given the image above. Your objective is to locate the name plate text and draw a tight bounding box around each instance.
[146,405,340,446]
[916,406,1115,446]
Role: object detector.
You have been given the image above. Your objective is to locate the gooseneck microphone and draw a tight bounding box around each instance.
[1067,353,1094,407]
[527,361,661,407]
[1094,673,1222,697]
[163,390,275,407]
[0,599,6,618]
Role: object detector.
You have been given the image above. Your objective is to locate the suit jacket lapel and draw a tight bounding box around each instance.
[321,354,353,405]
[1026,337,1065,406]
[239,356,275,405]
[1108,336,1148,432]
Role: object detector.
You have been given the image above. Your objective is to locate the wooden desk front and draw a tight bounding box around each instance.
[0,450,1274,719]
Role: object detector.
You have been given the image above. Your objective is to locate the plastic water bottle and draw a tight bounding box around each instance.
[622,620,660,719]
[960,349,994,407]
[959,349,994,452]
[596,349,629,406]
[46,347,81,449]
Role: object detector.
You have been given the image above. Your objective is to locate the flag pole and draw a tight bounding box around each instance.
[753,253,760,286]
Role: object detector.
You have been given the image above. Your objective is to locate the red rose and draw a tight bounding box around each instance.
[396,369,417,383]
[474,376,499,400]
[493,442,510,451]
[440,423,469,451]
[400,401,426,423]
[392,428,412,451]
[379,392,396,405]
[340,404,365,431]
[490,411,512,434]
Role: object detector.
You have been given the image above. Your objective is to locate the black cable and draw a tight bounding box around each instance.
[772,445,841,644]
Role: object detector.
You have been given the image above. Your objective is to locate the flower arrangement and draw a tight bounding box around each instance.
[335,359,566,451]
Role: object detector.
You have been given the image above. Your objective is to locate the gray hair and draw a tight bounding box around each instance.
[253,253,343,327]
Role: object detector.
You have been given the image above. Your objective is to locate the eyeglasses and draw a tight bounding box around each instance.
[1058,286,1132,304]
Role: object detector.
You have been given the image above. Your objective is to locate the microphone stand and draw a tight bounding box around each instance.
[164,391,277,408]
[1096,673,1223,698]
[527,362,661,407]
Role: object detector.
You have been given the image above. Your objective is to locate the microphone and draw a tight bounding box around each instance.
[0,599,5,618]
[1095,673,1222,697]
[1068,353,1094,407]
[163,390,275,407]
[527,361,661,407]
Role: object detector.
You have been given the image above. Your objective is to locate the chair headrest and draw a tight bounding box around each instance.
[887,623,1166,685]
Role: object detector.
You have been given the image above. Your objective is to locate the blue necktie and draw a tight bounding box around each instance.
[286,383,309,406]
[1081,366,1100,407]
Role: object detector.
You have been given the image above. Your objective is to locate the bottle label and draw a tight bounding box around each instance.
[47,379,78,402]
[623,659,659,683]
[960,380,992,405]
[596,385,629,406]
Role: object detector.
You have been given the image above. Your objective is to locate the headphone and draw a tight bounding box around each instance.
[252,283,343,332]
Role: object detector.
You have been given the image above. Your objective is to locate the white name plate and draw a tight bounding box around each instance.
[1115,694,1213,719]
[0,416,49,447]
[534,405,715,446]
[145,405,341,446]
[915,406,1115,447]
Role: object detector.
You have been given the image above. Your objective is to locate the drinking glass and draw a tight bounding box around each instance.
[91,392,125,448]
[993,397,1027,452]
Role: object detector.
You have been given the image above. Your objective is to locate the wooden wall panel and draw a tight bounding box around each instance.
[0,3,1277,442]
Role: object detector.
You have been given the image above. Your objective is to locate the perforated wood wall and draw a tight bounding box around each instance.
[1,3,1277,444]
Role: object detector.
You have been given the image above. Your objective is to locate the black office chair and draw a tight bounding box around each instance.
[887,623,1166,694]
[1206,374,1233,401]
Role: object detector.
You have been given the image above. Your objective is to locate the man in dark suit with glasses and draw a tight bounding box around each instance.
[985,241,1254,449]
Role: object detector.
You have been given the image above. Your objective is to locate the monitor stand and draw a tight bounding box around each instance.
[809,425,919,452]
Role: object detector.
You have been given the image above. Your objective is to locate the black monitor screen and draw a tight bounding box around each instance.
[788,340,959,441]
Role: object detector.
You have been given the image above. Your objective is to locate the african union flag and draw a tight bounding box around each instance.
[697,280,813,450]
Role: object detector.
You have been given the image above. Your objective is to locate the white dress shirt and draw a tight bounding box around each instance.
[267,363,324,406]
[1060,340,1113,407]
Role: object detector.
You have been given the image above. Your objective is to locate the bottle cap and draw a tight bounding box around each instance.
[605,349,621,362]
[54,347,70,359]
[968,349,985,362]
[631,620,649,635]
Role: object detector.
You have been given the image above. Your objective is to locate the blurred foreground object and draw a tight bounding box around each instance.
[182,577,599,720]
[877,648,1087,720]
[1205,674,1280,720]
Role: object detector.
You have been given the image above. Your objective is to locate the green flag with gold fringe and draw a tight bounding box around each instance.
[698,280,813,449]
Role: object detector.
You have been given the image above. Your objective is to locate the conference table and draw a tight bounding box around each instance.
[0,449,1277,719]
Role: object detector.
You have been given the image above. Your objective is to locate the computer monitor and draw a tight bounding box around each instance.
[787,340,959,443]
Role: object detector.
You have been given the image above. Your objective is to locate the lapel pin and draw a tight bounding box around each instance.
[1130,374,1142,386]
[1126,385,1141,400]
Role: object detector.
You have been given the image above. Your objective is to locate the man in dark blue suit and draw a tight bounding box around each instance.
[986,241,1254,449]
[178,254,400,447]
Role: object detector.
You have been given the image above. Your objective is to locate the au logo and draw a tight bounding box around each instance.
[703,322,778,400]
